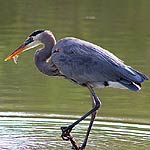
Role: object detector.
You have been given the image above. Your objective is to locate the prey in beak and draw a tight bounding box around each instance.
[5,43,28,64]
[5,37,40,64]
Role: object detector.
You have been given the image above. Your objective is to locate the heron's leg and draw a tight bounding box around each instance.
[61,84,101,143]
[80,95,97,149]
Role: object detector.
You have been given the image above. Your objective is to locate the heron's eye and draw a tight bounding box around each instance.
[24,37,34,45]
[29,37,33,41]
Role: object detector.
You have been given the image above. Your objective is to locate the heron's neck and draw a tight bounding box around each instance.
[34,33,57,76]
[35,33,56,61]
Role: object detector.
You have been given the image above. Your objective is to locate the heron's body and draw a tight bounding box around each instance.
[36,36,147,91]
[5,30,148,150]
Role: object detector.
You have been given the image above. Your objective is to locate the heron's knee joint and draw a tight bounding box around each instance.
[95,100,101,109]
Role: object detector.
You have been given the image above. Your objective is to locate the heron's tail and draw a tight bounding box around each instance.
[118,66,148,91]
[119,80,141,91]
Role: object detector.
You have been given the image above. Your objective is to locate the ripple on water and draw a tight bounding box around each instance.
[0,112,149,150]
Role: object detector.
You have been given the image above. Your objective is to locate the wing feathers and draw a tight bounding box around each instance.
[52,37,148,91]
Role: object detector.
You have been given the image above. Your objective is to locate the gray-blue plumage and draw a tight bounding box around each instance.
[51,37,148,91]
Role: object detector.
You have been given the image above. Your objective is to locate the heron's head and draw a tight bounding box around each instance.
[5,30,51,62]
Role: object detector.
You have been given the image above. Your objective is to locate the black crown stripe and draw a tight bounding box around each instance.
[29,30,45,37]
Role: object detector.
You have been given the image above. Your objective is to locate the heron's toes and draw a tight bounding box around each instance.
[61,126,72,141]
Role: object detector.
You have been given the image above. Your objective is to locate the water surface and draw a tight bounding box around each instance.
[0,112,149,150]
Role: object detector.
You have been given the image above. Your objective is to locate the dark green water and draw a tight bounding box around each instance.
[0,0,150,149]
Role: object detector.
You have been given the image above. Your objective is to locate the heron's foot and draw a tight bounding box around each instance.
[61,126,73,141]
[61,126,80,150]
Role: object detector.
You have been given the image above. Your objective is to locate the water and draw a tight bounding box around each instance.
[0,112,149,150]
[0,0,150,149]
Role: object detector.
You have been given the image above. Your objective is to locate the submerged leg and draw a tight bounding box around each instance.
[61,84,101,149]
[60,129,80,150]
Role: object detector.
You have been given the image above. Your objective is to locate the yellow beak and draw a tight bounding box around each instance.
[5,44,28,61]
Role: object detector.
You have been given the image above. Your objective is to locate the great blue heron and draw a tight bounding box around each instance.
[5,30,148,149]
